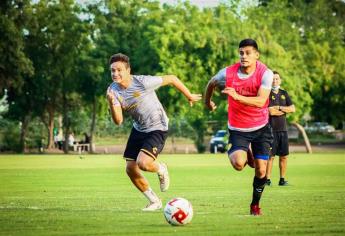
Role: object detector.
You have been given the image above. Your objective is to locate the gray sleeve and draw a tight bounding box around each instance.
[213,68,226,90]
[141,75,163,91]
[261,69,273,90]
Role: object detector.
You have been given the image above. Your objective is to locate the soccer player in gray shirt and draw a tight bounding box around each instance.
[106,53,201,211]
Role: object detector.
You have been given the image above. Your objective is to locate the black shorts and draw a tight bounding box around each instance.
[123,128,168,161]
[271,131,289,157]
[228,124,273,160]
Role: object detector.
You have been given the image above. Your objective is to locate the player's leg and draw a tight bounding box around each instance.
[125,160,162,211]
[227,129,251,171]
[247,145,255,168]
[123,128,162,211]
[279,155,288,184]
[250,124,273,216]
[126,159,150,192]
[136,151,169,192]
[278,131,289,186]
[136,151,159,172]
[229,149,248,170]
[266,132,277,186]
[138,130,169,192]
[265,157,274,186]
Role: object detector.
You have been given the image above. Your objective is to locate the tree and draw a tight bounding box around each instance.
[21,0,90,152]
[0,0,33,92]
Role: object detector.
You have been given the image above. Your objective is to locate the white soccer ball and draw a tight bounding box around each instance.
[164,197,193,226]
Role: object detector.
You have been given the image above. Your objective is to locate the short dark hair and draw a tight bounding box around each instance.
[109,53,130,68]
[273,71,280,76]
[239,38,258,51]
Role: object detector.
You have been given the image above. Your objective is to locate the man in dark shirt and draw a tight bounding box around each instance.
[266,71,295,186]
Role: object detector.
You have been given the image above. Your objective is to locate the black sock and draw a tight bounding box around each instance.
[251,176,267,206]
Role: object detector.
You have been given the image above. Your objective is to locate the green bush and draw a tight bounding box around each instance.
[0,119,21,152]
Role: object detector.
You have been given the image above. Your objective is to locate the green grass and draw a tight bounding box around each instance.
[0,153,344,236]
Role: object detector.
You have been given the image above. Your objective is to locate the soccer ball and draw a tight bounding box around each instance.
[163,197,193,226]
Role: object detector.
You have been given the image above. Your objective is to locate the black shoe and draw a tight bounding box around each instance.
[278,180,288,186]
[266,179,272,186]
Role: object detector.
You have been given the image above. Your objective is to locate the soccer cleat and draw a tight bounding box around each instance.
[142,199,162,212]
[158,163,170,192]
[266,179,272,186]
[250,204,262,216]
[279,180,289,186]
[246,149,255,168]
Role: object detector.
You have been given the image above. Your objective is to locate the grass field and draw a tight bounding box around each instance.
[0,153,344,236]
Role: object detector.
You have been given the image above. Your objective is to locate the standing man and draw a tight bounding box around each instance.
[107,53,201,211]
[266,71,295,186]
[205,39,273,216]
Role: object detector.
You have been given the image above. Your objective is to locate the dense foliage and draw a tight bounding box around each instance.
[0,0,344,152]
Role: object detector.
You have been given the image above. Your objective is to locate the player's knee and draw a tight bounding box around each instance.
[137,160,149,171]
[230,159,244,171]
[255,168,266,178]
[126,165,136,176]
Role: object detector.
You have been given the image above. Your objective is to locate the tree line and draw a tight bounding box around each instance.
[0,0,344,153]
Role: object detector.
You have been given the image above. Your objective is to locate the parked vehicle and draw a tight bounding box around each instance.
[304,122,335,134]
[209,130,228,153]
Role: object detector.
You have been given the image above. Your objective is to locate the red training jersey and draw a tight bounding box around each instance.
[225,61,269,129]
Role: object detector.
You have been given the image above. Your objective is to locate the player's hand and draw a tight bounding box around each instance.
[188,94,202,106]
[221,87,239,100]
[205,100,217,111]
[106,87,116,105]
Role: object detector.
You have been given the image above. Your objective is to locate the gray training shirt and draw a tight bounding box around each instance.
[108,75,169,133]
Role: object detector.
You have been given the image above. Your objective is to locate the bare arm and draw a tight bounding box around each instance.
[222,86,271,108]
[269,105,296,116]
[204,77,218,111]
[161,75,202,106]
[106,89,123,125]
[269,106,285,116]
[281,104,295,113]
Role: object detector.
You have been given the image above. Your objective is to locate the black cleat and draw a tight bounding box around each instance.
[279,180,288,186]
[266,179,272,186]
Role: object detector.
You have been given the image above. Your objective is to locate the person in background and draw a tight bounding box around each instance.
[266,71,295,186]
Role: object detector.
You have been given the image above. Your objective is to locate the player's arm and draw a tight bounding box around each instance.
[204,69,226,111]
[222,87,271,108]
[107,89,123,125]
[222,69,273,108]
[161,75,201,106]
[204,77,218,111]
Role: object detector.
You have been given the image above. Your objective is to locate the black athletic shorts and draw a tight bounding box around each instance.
[228,124,273,160]
[123,127,168,161]
[271,131,289,157]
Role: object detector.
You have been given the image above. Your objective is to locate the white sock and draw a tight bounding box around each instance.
[143,188,159,203]
[157,163,165,175]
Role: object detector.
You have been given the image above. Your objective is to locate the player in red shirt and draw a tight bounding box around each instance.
[205,39,273,215]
